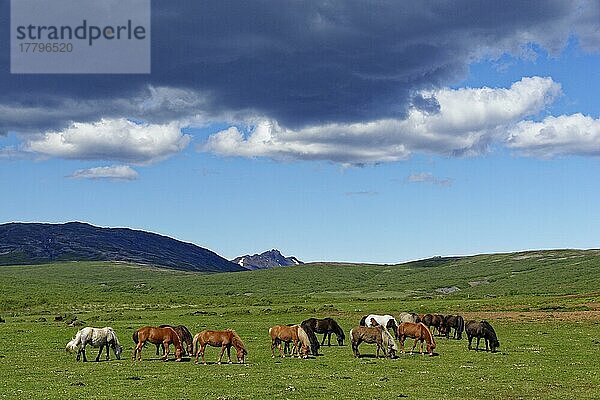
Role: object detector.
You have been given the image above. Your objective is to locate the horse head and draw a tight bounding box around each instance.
[490,339,500,353]
[175,347,183,361]
[113,343,123,360]
[236,347,247,364]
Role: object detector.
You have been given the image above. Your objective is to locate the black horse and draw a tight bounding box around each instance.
[444,315,465,339]
[156,324,194,356]
[302,317,345,346]
[465,320,500,352]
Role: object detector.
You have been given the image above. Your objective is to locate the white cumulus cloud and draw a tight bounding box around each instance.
[69,165,139,181]
[201,77,561,164]
[25,118,191,164]
[507,113,600,158]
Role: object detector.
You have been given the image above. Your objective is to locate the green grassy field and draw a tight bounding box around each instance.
[1,249,599,399]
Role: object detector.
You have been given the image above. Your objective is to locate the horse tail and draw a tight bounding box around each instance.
[66,329,83,353]
[192,333,200,355]
[457,316,465,339]
[132,329,139,344]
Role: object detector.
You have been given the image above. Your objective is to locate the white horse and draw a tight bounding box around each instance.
[398,312,419,323]
[66,326,123,362]
[361,314,399,334]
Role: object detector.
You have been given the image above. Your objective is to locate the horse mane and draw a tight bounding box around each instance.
[330,319,345,339]
[422,323,435,347]
[359,315,367,326]
[227,329,247,354]
[66,328,83,353]
[106,327,120,346]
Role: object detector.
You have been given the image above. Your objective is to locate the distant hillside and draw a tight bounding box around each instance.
[233,249,303,270]
[0,222,244,272]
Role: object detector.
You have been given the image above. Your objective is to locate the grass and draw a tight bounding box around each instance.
[1,249,599,399]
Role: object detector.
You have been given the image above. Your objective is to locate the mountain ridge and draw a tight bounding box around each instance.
[233,249,303,270]
[0,221,244,273]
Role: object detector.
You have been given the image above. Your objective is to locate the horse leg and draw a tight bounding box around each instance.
[278,340,285,358]
[136,341,144,361]
[81,343,88,362]
[321,333,326,346]
[217,345,226,364]
[328,332,332,346]
[476,337,481,351]
[162,340,170,361]
[411,338,418,354]
[155,343,160,356]
[227,345,232,364]
[76,347,81,361]
[96,344,103,362]
[467,335,472,350]
[271,339,276,358]
[201,344,207,365]
[399,337,405,354]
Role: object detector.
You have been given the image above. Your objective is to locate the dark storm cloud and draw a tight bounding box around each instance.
[1,0,598,134]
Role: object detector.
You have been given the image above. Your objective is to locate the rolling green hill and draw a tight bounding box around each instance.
[1,248,599,313]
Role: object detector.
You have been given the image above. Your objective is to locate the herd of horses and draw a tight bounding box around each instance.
[65,313,500,363]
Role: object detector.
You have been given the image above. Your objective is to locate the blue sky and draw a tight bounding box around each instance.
[1,1,599,263]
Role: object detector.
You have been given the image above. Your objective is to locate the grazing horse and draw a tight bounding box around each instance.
[269,325,311,358]
[443,315,465,339]
[398,312,420,323]
[420,314,446,335]
[302,317,345,346]
[192,329,247,364]
[66,326,123,362]
[466,320,500,352]
[396,322,436,356]
[132,326,183,361]
[155,325,193,356]
[362,314,399,335]
[350,325,397,358]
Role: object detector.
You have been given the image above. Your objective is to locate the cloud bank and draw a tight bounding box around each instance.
[0,1,598,168]
[202,77,563,164]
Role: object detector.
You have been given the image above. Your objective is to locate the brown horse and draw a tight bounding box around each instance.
[396,322,436,356]
[132,326,183,361]
[156,325,193,356]
[349,325,397,358]
[420,313,445,335]
[269,325,310,358]
[192,329,247,365]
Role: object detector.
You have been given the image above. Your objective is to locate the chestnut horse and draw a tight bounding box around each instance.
[132,326,183,361]
[192,329,247,365]
[156,325,193,356]
[350,324,397,358]
[269,325,311,358]
[396,322,436,356]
